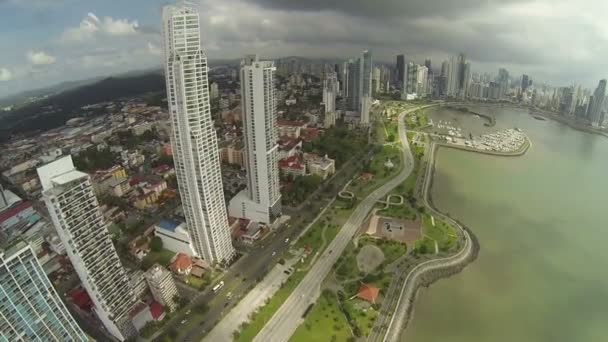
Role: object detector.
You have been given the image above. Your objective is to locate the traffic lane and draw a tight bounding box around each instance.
[177,227,296,340]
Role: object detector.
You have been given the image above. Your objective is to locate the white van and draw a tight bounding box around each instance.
[212,281,225,292]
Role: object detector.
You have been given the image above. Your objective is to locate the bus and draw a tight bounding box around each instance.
[212,281,225,292]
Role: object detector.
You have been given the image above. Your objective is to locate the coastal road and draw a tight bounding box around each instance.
[253,105,435,342]
[369,141,474,342]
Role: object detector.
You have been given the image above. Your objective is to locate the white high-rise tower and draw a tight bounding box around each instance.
[37,156,136,341]
[228,55,282,224]
[161,3,235,264]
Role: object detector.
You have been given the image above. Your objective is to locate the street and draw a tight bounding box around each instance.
[253,105,435,342]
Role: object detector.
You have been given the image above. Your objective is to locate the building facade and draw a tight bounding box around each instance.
[161,3,235,264]
[0,241,87,341]
[229,55,282,224]
[145,264,179,312]
[37,156,136,341]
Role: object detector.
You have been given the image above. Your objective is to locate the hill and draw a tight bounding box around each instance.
[0,72,166,142]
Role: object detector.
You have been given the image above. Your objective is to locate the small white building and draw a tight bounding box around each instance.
[154,219,197,256]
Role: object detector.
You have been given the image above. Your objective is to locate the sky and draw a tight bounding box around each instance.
[1,0,607,98]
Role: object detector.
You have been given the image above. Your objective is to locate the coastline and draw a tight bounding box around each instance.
[382,128,529,341]
[458,101,608,140]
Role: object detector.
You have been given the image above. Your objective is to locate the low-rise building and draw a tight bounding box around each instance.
[278,155,306,178]
[278,137,302,160]
[145,264,179,312]
[170,253,192,275]
[277,120,307,139]
[154,219,197,256]
[303,153,336,180]
[219,144,245,167]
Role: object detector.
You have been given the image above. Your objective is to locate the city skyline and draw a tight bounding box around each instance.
[2,0,608,97]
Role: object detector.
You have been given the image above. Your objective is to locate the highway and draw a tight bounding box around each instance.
[368,140,475,342]
[253,105,434,342]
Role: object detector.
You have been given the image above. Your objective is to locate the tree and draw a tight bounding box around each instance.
[387,133,396,142]
[150,236,163,252]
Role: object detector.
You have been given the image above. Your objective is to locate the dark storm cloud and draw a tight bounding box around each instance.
[199,0,608,86]
[248,0,525,18]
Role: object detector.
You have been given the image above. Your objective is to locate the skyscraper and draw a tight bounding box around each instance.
[228,55,282,224]
[588,79,607,127]
[497,68,510,99]
[323,71,338,114]
[161,3,235,263]
[439,60,449,97]
[359,49,373,124]
[38,156,136,341]
[1,240,87,341]
[447,55,460,97]
[521,74,529,92]
[396,54,405,87]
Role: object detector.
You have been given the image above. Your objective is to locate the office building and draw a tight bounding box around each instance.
[228,55,282,224]
[145,264,179,312]
[588,79,607,127]
[396,54,405,88]
[345,50,373,124]
[521,74,529,92]
[497,68,510,99]
[161,3,235,263]
[323,71,338,114]
[359,50,373,124]
[0,240,87,341]
[38,156,136,341]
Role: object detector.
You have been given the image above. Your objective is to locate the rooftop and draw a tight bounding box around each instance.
[156,219,182,233]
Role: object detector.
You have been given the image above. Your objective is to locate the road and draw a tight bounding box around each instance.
[253,105,433,342]
[368,141,474,342]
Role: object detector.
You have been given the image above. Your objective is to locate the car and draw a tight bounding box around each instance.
[272,251,276,256]
[226,291,232,299]
[181,319,187,324]
[285,238,290,243]
[185,309,191,315]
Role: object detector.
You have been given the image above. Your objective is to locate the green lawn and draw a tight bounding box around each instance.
[343,299,378,337]
[422,215,458,252]
[141,249,175,269]
[185,274,211,290]
[350,145,403,198]
[358,237,407,270]
[290,290,352,342]
[334,242,360,281]
[377,203,415,220]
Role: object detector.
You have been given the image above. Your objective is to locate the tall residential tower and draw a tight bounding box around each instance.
[38,156,136,341]
[1,240,87,341]
[161,3,235,263]
[229,55,282,224]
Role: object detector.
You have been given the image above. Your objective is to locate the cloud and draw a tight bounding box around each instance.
[194,0,608,87]
[147,42,161,56]
[61,12,139,41]
[0,68,12,81]
[26,51,56,65]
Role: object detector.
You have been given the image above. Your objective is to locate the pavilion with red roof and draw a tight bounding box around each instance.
[356,283,380,304]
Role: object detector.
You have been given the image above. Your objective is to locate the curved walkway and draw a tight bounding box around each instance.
[253,104,438,342]
[379,141,475,342]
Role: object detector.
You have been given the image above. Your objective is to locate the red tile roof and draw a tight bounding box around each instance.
[171,253,192,273]
[149,301,165,320]
[68,287,93,312]
[357,283,380,304]
[279,155,304,170]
